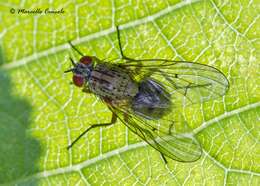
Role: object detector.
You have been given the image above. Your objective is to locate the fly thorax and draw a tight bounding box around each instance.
[89,64,138,99]
[75,63,92,80]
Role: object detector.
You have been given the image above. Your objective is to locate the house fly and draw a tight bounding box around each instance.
[64,26,229,163]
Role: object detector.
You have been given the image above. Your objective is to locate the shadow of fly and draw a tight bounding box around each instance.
[64,26,229,163]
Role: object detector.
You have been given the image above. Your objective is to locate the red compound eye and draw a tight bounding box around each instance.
[73,74,84,87]
[80,56,92,65]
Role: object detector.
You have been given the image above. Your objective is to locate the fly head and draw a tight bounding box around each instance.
[64,56,94,87]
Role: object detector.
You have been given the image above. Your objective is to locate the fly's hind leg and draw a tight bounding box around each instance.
[160,153,168,164]
[168,123,174,135]
[67,113,117,149]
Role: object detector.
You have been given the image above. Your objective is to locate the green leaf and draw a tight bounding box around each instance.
[0,0,259,185]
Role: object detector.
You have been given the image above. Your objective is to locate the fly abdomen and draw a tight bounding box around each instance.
[132,79,172,120]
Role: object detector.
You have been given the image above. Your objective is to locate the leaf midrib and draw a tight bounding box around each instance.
[1,0,201,70]
[5,102,258,185]
[1,0,258,184]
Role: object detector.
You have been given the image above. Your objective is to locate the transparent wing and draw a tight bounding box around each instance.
[120,60,229,107]
[106,103,202,162]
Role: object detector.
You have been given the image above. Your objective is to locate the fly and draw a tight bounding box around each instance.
[64,26,229,163]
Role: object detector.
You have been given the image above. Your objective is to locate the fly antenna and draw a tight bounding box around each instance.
[64,68,75,73]
[68,41,84,56]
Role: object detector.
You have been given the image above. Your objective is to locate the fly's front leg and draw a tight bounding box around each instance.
[67,113,117,149]
[68,41,84,56]
[64,57,77,73]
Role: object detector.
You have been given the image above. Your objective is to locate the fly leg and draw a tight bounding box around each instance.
[123,113,169,164]
[67,113,117,149]
[116,26,144,62]
[116,26,133,61]
[82,84,91,93]
[69,57,77,66]
[160,153,168,164]
[68,41,84,56]
[64,57,77,73]
[168,123,174,135]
